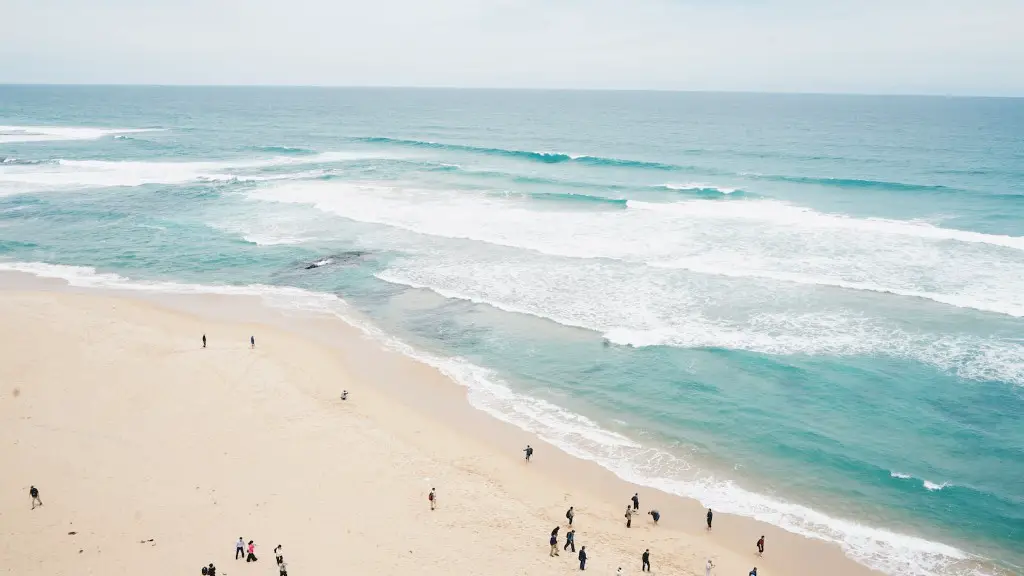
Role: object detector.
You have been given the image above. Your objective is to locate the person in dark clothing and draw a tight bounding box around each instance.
[578,546,587,570]
[250,335,255,349]
[29,486,42,509]
[756,535,765,556]
[707,508,713,530]
[524,445,534,462]
[564,529,576,552]
[549,532,559,557]
[625,505,633,528]
[749,568,758,576]
[632,493,639,510]
[202,334,206,348]
[207,564,216,576]
[648,509,660,525]
[642,549,651,572]
[566,506,575,526]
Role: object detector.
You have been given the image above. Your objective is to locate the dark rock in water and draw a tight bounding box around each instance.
[304,251,369,269]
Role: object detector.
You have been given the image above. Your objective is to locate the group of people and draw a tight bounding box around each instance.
[225,539,288,576]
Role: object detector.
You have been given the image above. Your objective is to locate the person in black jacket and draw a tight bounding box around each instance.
[578,546,587,570]
[707,508,713,530]
[642,549,651,572]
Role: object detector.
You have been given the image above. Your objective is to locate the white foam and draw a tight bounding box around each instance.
[0,260,993,576]
[244,182,1024,321]
[659,182,738,194]
[378,263,1024,386]
[891,471,914,479]
[0,152,374,195]
[923,480,951,491]
[0,125,163,144]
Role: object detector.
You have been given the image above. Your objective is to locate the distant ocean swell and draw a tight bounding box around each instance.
[0,260,991,576]
[356,136,966,194]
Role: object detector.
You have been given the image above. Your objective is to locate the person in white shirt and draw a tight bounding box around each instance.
[706,558,715,576]
[235,537,245,560]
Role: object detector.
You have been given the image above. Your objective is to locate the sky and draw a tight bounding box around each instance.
[1,0,1023,96]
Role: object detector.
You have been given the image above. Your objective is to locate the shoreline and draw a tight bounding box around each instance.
[0,267,992,576]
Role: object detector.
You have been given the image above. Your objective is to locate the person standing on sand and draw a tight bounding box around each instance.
[250,335,255,349]
[246,540,257,562]
[707,508,713,530]
[208,564,216,576]
[648,509,660,524]
[274,544,283,565]
[236,537,245,560]
[705,558,715,576]
[278,560,288,576]
[642,549,651,572]
[625,505,634,528]
[632,492,640,510]
[549,530,560,556]
[29,486,42,509]
[578,546,587,570]
[202,334,206,348]
[566,506,575,526]
[524,445,534,462]
[749,568,758,576]
[756,535,765,556]
[429,488,436,510]
[564,529,576,552]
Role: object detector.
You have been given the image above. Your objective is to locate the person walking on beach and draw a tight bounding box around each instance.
[648,509,660,525]
[274,544,283,565]
[564,529,576,552]
[578,546,587,570]
[625,505,634,528]
[29,486,42,509]
[566,506,575,526]
[642,549,651,572]
[246,540,257,562]
[756,535,765,556]
[524,445,534,462]
[705,558,715,576]
[207,563,217,576]
[235,537,245,560]
[549,529,560,557]
[278,560,288,576]
[632,492,640,510]
[429,488,436,510]
[706,508,713,530]
[749,568,758,576]
[250,335,255,349]
[202,334,206,348]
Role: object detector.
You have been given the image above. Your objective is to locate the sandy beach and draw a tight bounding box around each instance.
[0,274,881,576]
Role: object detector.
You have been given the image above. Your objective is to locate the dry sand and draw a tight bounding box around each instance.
[0,279,881,576]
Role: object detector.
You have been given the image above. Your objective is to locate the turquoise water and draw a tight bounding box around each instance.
[2,86,1022,576]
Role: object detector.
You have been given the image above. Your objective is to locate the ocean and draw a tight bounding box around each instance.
[1,86,1021,576]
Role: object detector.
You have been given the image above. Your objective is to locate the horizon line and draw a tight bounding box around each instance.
[1,82,1021,99]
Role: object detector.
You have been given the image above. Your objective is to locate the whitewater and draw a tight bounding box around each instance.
[1,87,1021,576]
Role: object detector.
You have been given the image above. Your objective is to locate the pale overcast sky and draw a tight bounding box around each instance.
[2,0,1022,95]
